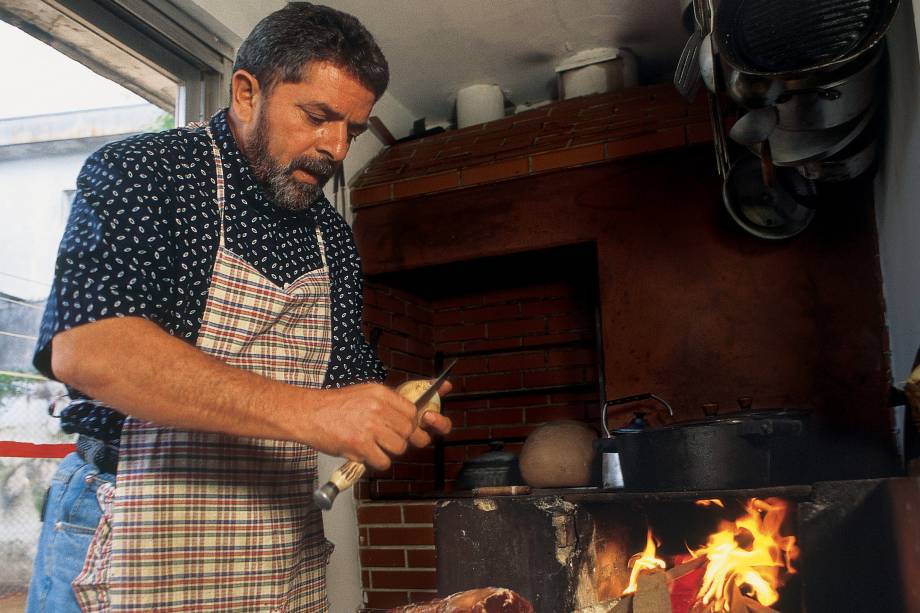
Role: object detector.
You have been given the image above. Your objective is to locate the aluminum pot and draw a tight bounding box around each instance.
[597,394,813,491]
[715,0,898,109]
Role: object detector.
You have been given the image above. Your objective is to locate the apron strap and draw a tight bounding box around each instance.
[204,126,227,248]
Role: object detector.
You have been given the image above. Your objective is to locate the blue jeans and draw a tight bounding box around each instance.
[25,452,115,613]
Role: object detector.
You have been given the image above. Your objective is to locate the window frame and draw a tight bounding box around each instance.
[0,0,235,125]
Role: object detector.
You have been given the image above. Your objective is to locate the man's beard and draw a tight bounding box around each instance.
[245,112,336,212]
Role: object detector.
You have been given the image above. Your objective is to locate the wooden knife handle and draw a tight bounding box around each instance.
[313,460,366,510]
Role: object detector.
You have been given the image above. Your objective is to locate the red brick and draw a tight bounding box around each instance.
[461,304,522,323]
[406,302,432,323]
[361,548,406,568]
[605,127,686,160]
[491,425,537,439]
[449,357,488,376]
[417,323,433,342]
[372,481,412,497]
[463,372,522,393]
[432,308,465,326]
[531,142,604,172]
[443,446,466,462]
[443,461,462,480]
[487,318,546,339]
[526,404,588,423]
[403,503,436,524]
[522,332,584,346]
[393,171,460,199]
[489,351,545,372]
[406,338,435,359]
[547,313,591,333]
[390,314,421,338]
[393,463,426,480]
[522,298,575,316]
[372,570,437,590]
[461,157,529,186]
[489,393,551,408]
[357,505,403,524]
[463,337,522,353]
[375,292,408,315]
[444,427,491,442]
[364,305,392,328]
[350,183,392,206]
[384,371,409,386]
[523,367,585,388]
[367,526,434,547]
[365,591,411,608]
[391,351,427,374]
[435,323,486,342]
[362,569,370,587]
[466,408,524,426]
[407,549,437,568]
[435,341,463,353]
[442,397,488,411]
[377,331,408,352]
[546,347,596,367]
[404,446,436,463]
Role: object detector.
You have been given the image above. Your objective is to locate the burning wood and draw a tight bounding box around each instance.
[615,498,797,613]
[386,587,533,613]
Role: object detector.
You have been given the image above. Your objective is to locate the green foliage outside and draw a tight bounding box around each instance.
[148,112,175,132]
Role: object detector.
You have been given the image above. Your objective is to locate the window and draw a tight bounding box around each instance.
[0,2,234,605]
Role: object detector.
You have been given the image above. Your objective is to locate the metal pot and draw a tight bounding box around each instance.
[773,48,882,131]
[597,394,813,491]
[715,0,898,109]
[455,441,523,490]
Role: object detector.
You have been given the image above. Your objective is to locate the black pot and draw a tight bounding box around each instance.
[455,441,524,490]
[598,396,812,491]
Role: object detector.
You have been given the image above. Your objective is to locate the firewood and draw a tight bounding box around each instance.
[633,571,672,613]
[386,587,534,613]
[574,595,633,613]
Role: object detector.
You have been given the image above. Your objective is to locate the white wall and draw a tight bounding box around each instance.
[0,151,87,300]
[876,1,920,383]
[178,3,416,611]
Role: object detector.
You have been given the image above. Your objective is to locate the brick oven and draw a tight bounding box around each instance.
[344,84,899,610]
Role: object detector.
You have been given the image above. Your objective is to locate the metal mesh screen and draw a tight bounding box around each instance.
[734,0,875,71]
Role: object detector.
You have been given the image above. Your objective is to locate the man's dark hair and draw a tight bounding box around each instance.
[233,3,389,99]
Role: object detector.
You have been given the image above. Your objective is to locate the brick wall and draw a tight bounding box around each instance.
[350,84,712,207]
[431,280,599,490]
[357,502,438,610]
[357,247,602,609]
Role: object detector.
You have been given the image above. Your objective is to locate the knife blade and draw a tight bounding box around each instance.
[313,359,458,510]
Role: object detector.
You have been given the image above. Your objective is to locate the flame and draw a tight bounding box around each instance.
[690,497,799,612]
[695,499,725,508]
[622,527,666,595]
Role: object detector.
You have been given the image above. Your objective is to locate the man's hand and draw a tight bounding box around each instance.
[302,381,452,471]
[51,316,452,472]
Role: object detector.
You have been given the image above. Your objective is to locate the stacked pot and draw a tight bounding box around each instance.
[683,0,899,239]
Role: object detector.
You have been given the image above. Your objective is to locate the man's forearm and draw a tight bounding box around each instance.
[52,316,312,443]
[51,315,452,470]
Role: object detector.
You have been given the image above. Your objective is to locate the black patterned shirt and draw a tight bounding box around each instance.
[34,109,386,444]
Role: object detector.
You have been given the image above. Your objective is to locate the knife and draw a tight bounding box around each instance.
[313,359,458,510]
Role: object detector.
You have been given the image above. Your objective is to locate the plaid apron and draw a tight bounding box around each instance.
[73,126,334,612]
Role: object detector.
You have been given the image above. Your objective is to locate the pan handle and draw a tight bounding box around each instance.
[601,393,674,437]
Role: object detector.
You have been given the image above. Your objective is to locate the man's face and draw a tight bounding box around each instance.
[245,61,375,211]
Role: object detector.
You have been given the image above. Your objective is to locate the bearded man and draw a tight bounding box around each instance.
[25,4,451,612]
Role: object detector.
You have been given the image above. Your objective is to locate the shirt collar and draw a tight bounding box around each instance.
[208,109,331,224]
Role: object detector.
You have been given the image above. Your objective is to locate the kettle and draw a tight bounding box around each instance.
[596,393,674,489]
